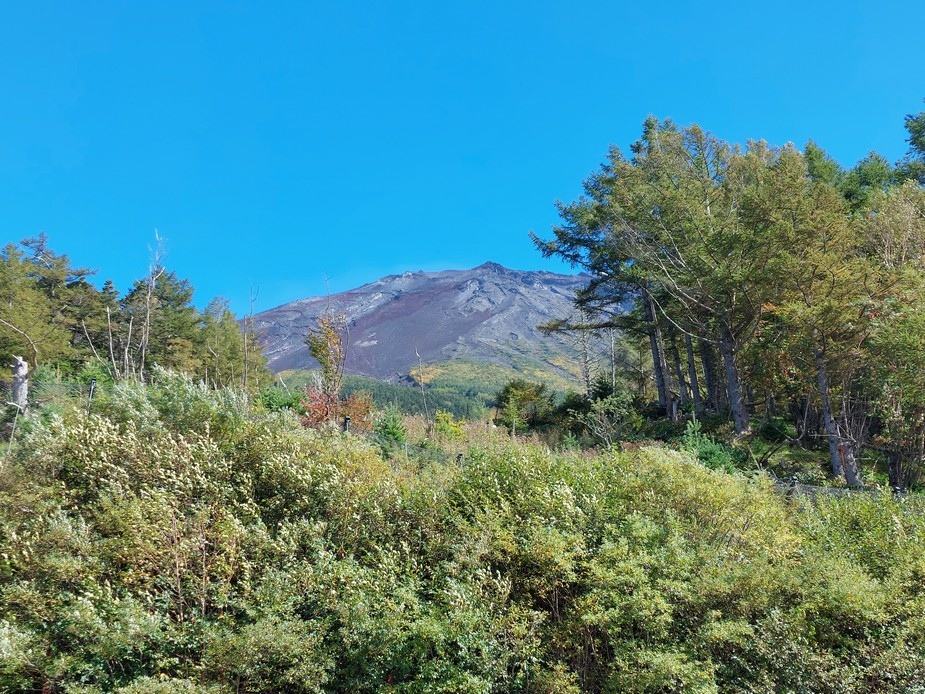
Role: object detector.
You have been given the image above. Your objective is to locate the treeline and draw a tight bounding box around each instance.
[0,234,268,389]
[534,106,925,489]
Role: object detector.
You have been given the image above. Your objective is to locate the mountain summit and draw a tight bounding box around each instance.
[253,263,587,380]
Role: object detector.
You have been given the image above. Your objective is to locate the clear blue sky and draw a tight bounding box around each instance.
[2,1,923,314]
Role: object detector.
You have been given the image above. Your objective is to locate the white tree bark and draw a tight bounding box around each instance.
[11,356,28,411]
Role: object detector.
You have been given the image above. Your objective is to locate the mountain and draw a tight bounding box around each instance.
[253,262,590,382]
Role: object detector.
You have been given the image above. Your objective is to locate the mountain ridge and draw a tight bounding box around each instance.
[253,262,589,381]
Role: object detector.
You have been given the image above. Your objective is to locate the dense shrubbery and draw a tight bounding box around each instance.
[2,373,925,691]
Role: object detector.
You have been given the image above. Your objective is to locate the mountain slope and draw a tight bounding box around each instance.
[254,262,588,381]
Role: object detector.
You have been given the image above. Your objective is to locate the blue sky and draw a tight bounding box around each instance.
[2,1,923,314]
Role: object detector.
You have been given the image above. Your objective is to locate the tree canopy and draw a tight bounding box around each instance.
[535,106,925,488]
[0,236,268,391]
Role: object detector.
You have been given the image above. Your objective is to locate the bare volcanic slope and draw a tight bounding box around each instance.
[254,262,588,380]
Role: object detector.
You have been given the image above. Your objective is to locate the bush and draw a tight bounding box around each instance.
[682,417,746,472]
[258,385,302,412]
[434,409,464,440]
[374,404,407,443]
[2,371,925,691]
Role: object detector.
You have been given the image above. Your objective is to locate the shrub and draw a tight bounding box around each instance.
[3,371,925,691]
[374,405,407,442]
[682,417,746,472]
[434,409,464,440]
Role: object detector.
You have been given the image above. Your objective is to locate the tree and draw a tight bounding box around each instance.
[866,303,925,489]
[839,152,895,211]
[862,181,925,488]
[301,310,350,427]
[745,147,875,486]
[897,100,925,184]
[308,310,347,396]
[534,119,790,434]
[121,269,202,377]
[569,389,639,448]
[494,379,552,435]
[198,297,269,391]
[375,405,407,442]
[0,241,81,368]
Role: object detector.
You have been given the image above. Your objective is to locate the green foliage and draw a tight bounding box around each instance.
[3,374,925,690]
[568,389,642,448]
[197,297,269,391]
[0,238,87,367]
[258,384,303,412]
[898,101,925,184]
[0,236,270,392]
[494,379,553,434]
[682,417,746,473]
[374,404,407,442]
[534,110,925,485]
[280,370,490,421]
[305,311,347,407]
[434,409,463,440]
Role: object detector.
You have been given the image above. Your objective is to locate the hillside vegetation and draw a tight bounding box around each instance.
[277,359,577,421]
[2,371,925,692]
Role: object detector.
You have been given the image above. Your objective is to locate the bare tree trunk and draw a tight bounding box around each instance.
[699,337,719,410]
[667,325,688,408]
[718,319,750,435]
[11,356,28,411]
[685,334,703,416]
[139,234,166,381]
[244,286,259,391]
[814,347,863,487]
[578,325,593,399]
[643,288,672,418]
[123,316,134,379]
[745,384,756,415]
[139,274,155,378]
[887,449,904,490]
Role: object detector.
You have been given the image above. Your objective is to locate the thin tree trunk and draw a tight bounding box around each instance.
[699,337,719,410]
[685,334,703,416]
[667,325,689,408]
[643,288,671,418]
[764,393,777,420]
[887,449,903,490]
[814,347,863,487]
[745,384,756,415]
[718,319,750,435]
[578,327,593,398]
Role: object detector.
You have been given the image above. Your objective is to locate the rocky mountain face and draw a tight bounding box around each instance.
[253,262,589,380]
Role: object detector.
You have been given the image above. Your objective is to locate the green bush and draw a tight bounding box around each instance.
[374,404,407,442]
[682,417,746,472]
[2,371,925,691]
